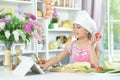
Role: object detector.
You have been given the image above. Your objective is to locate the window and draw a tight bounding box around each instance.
[103,0,120,62]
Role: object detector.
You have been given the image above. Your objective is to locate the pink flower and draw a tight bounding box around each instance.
[32,31,42,42]
[31,20,42,27]
[22,22,34,34]
[31,20,43,42]
[0,18,10,23]
[53,8,59,18]
[27,13,36,20]
[15,8,24,15]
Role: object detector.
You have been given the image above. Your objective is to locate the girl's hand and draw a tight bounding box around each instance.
[89,33,102,46]
[39,64,48,71]
[95,33,102,39]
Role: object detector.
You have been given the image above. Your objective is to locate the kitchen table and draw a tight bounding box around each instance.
[0,66,120,80]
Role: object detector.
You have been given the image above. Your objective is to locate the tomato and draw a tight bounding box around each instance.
[95,33,102,39]
[12,64,16,70]
[96,66,103,71]
[40,59,46,64]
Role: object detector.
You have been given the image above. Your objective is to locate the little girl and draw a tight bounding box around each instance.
[40,10,101,70]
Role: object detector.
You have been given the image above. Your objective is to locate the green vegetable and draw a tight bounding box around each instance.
[102,61,120,69]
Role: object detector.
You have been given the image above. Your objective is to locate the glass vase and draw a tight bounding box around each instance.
[3,40,13,71]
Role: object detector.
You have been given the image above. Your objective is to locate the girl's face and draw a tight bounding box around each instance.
[73,23,89,39]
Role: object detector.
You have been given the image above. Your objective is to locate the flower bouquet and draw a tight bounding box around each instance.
[0,8,43,49]
[0,7,43,71]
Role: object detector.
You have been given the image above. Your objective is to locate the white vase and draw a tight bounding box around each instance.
[53,23,58,29]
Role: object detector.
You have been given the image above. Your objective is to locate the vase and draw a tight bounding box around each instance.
[3,40,13,71]
[53,23,58,29]
[48,23,54,29]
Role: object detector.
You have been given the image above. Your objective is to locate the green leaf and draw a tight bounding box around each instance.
[95,69,115,73]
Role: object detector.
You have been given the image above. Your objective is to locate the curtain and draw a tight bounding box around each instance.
[82,0,105,66]
[82,0,105,33]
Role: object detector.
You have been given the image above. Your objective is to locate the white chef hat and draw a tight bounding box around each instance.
[74,10,97,34]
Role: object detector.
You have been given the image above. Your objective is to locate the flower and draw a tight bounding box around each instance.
[51,8,59,23]
[53,8,59,19]
[0,8,43,45]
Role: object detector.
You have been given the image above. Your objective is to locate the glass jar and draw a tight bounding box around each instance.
[3,40,13,71]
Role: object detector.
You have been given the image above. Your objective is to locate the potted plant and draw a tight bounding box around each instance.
[49,8,59,29]
[0,7,43,71]
[51,17,58,23]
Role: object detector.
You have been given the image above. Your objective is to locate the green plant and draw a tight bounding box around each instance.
[51,17,58,23]
[51,8,59,23]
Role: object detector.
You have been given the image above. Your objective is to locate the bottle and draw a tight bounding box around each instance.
[4,50,11,71]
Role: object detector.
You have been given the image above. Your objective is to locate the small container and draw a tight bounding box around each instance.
[16,46,22,65]
[4,50,11,71]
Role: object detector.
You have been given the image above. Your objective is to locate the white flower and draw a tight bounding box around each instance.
[6,15,11,20]
[0,22,5,31]
[13,29,19,41]
[15,14,25,21]
[0,10,8,14]
[13,29,26,42]
[19,30,26,41]
[5,30,10,39]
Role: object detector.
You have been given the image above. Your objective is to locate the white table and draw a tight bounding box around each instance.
[0,66,120,80]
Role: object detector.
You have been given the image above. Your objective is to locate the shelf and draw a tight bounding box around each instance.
[38,50,46,53]
[37,17,44,20]
[0,0,33,5]
[0,43,26,46]
[37,0,43,3]
[42,34,46,36]
[0,50,35,55]
[49,49,63,52]
[23,51,35,53]
[13,43,25,46]
[54,6,80,11]
[48,29,73,32]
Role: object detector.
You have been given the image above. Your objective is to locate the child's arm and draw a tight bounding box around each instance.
[89,45,101,68]
[40,48,69,70]
[89,35,101,68]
